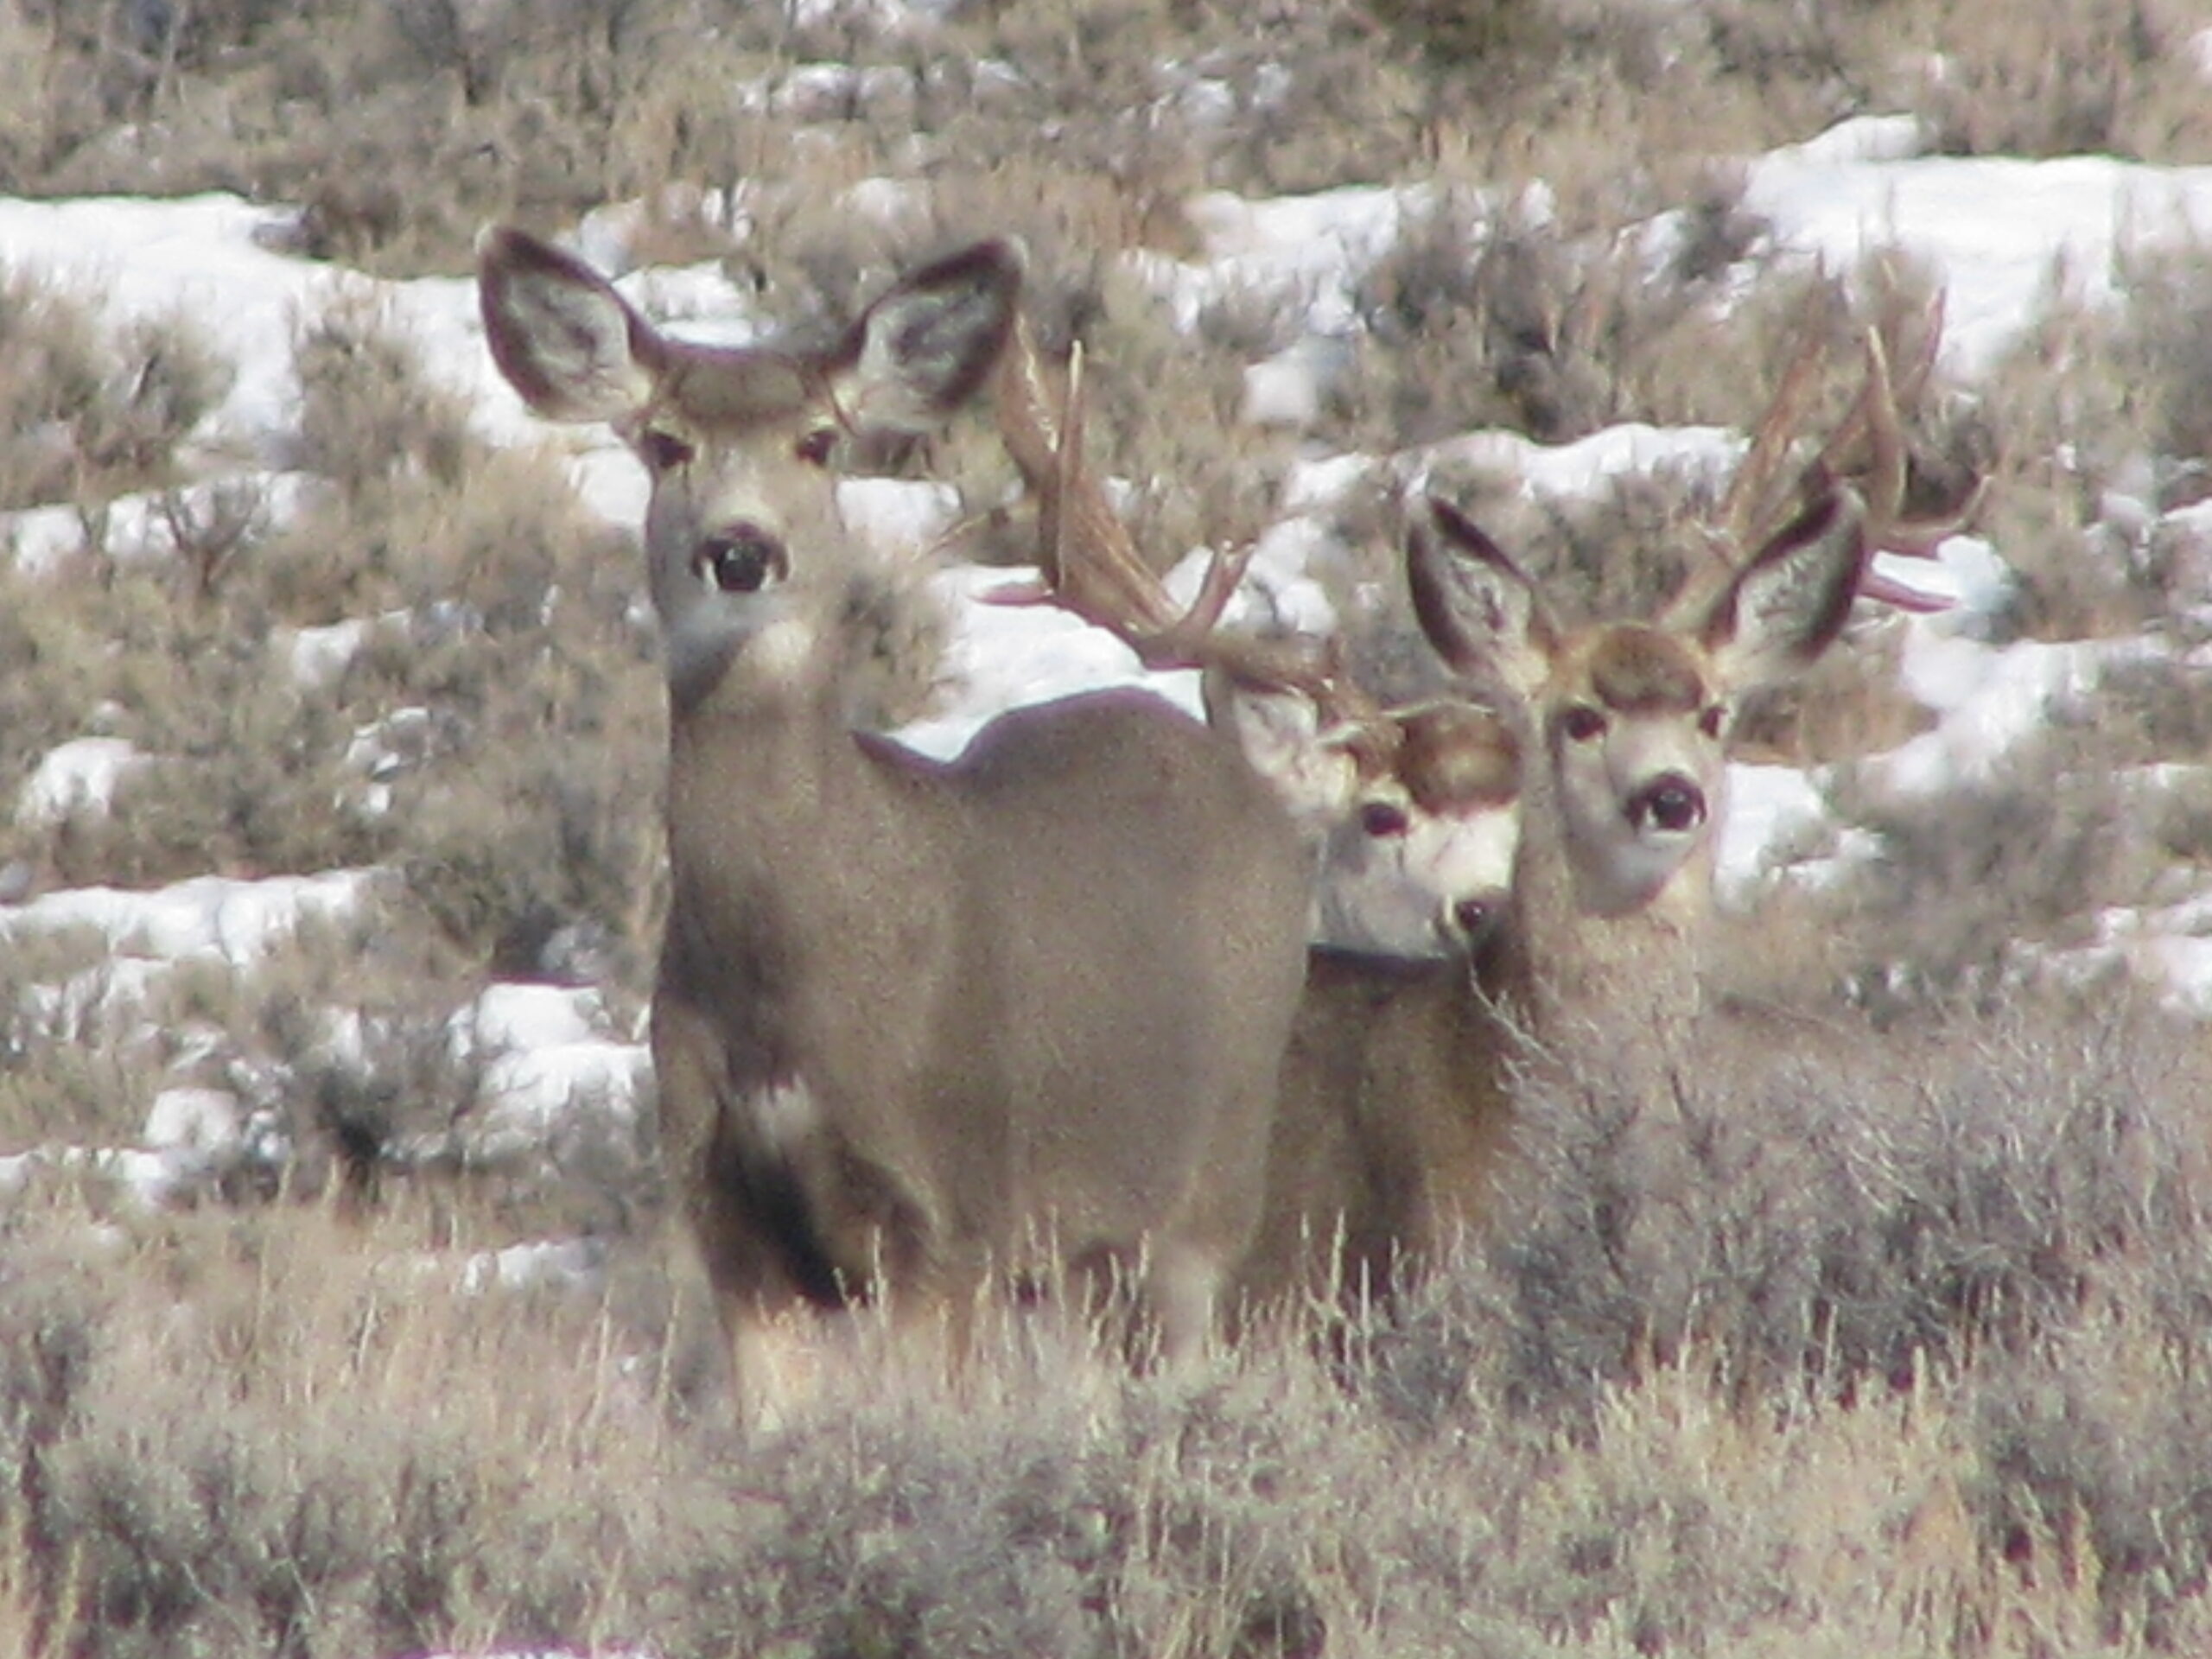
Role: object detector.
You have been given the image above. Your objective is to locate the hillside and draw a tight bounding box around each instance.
[3,1,2212,1655]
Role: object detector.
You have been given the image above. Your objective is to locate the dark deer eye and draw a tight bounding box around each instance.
[1358,801,1411,839]
[1699,704,1726,740]
[1560,706,1607,743]
[693,527,789,594]
[639,429,695,472]
[795,427,837,467]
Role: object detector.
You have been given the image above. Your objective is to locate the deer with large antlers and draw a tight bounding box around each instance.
[1406,289,1980,1052]
[988,310,1526,959]
[982,306,1549,1315]
[477,229,1314,1414]
[1229,472,1879,1325]
[1236,294,1979,1323]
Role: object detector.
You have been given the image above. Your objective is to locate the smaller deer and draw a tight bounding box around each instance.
[1207,680,1523,957]
[478,228,1313,1414]
[1227,701,1529,1326]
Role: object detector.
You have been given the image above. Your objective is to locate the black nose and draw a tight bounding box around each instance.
[1628,774,1706,836]
[1452,892,1508,945]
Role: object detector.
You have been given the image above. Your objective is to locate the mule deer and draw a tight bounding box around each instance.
[476,228,1312,1411]
[1230,483,1872,1324]
[1406,317,1976,1048]
[1405,485,1867,1048]
[1227,700,1529,1325]
[1234,304,1980,1320]
[975,310,1548,1313]
[1209,681,1524,957]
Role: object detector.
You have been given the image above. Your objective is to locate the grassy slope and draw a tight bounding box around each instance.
[3,0,2212,1654]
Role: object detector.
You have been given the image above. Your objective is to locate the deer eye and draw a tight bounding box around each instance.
[1357,800,1411,839]
[693,527,789,594]
[1699,704,1727,740]
[1560,706,1607,743]
[795,427,837,467]
[639,429,695,472]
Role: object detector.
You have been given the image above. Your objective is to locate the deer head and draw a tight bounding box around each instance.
[1208,676,1523,957]
[480,226,1019,712]
[1408,487,1866,919]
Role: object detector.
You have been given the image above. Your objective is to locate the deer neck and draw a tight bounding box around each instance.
[1510,769,1715,1042]
[661,616,944,1025]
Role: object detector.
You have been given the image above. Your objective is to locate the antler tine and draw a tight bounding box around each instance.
[1709,283,1837,563]
[1853,321,1904,524]
[987,312,1338,698]
[1824,284,1986,582]
[1693,272,1980,617]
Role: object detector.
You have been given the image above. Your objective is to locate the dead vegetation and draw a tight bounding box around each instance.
[3,0,2212,1653]
[2,986,2210,1656]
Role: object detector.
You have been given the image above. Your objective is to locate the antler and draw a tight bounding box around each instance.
[1694,274,1986,616]
[986,314,1341,698]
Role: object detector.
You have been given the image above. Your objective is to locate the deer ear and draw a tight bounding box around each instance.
[1205,674,1362,829]
[1698,486,1866,694]
[1405,496,1559,702]
[478,226,663,424]
[836,240,1022,434]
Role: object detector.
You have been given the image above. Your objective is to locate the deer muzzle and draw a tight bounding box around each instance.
[1626,773,1707,837]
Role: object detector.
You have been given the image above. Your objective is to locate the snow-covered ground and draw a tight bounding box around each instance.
[6,7,2212,1648]
[7,108,2212,1264]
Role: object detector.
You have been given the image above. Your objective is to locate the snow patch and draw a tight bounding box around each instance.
[17,738,144,826]
[0,869,385,967]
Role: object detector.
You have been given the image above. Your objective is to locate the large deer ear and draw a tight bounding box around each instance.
[1697,485,1866,695]
[1202,668,1358,827]
[835,240,1022,435]
[478,226,664,424]
[1405,496,1560,702]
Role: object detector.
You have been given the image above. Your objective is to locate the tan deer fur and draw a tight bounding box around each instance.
[1407,489,1867,1047]
[477,228,1312,1412]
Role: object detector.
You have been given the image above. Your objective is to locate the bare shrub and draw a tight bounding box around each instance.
[1915,0,2212,162]
[1414,991,2209,1432]
[1976,240,2212,639]
[288,292,477,505]
[1335,193,1956,456]
[1825,729,2155,1000]
[0,269,227,512]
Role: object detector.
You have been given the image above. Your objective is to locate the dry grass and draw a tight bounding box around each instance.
[3,988,2211,1656]
[6,0,2212,1654]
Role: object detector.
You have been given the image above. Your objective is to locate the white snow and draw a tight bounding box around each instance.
[1745,116,2212,376]
[0,868,385,967]
[448,985,648,1162]
[16,737,144,826]
[6,108,2212,1238]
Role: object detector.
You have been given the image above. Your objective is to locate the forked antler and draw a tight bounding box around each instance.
[1691,275,1986,616]
[986,315,1354,706]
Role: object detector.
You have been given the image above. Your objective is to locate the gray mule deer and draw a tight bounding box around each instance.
[1228,696,1528,1325]
[1236,454,1886,1323]
[477,229,1311,1411]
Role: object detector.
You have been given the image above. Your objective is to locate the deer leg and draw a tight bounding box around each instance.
[1144,1243,1227,1370]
